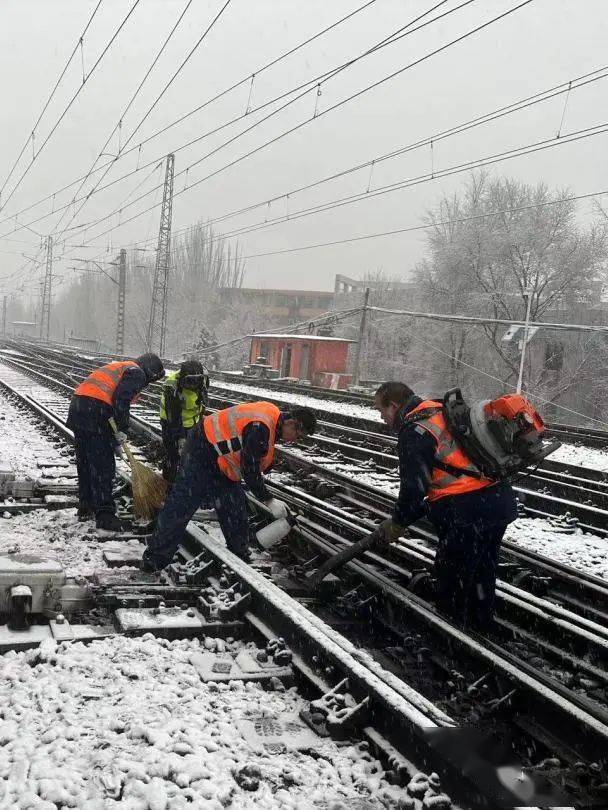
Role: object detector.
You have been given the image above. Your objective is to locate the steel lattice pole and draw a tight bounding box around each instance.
[40,235,53,341]
[116,249,127,354]
[146,154,175,354]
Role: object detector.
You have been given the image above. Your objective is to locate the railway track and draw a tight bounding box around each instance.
[4,340,608,538]
[208,368,608,450]
[7,336,608,448]
[2,341,608,591]
[1,347,608,805]
[0,366,468,810]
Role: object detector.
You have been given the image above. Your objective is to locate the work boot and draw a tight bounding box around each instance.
[95,513,129,535]
[140,550,166,573]
[140,556,160,574]
[77,503,94,522]
[235,547,252,564]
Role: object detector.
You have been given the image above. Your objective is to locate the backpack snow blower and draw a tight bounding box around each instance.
[440,388,561,480]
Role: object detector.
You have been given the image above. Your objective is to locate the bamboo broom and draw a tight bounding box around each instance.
[110,419,168,519]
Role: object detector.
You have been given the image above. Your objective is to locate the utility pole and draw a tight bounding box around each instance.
[352,287,370,386]
[516,287,533,394]
[2,296,6,336]
[147,154,175,355]
[40,235,53,341]
[116,249,126,354]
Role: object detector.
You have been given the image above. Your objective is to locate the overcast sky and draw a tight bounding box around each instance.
[1,0,607,296]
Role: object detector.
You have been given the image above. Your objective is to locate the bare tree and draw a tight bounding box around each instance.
[414,173,608,420]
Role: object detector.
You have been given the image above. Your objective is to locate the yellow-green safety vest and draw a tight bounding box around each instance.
[159,370,204,428]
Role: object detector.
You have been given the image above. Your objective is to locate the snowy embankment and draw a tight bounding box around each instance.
[212,380,381,423]
[0,635,401,809]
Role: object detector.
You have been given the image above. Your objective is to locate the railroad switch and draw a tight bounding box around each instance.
[190,638,293,684]
[180,552,215,585]
[114,602,243,640]
[301,677,370,740]
[165,551,216,585]
[336,585,376,616]
[198,582,252,621]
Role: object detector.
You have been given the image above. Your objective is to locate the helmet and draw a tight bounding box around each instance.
[136,353,165,382]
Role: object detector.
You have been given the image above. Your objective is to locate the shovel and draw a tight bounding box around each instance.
[109,418,168,520]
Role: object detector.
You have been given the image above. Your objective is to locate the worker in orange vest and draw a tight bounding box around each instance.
[67,354,165,533]
[373,381,517,631]
[142,401,317,570]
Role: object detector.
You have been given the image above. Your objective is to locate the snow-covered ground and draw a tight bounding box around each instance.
[0,392,74,480]
[551,442,608,474]
[0,509,141,579]
[505,517,608,580]
[0,635,407,809]
[211,380,381,423]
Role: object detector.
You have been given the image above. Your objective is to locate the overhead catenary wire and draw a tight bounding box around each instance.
[238,186,608,259]
[0,0,380,236]
[55,0,464,248]
[54,0,233,245]
[0,0,104,204]
[194,63,608,231]
[68,0,533,250]
[0,0,143,217]
[51,0,196,241]
[367,306,608,335]
[218,119,608,242]
[67,54,608,257]
[196,295,608,361]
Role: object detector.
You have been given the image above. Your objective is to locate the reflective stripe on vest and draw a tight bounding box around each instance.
[159,371,204,428]
[410,399,494,501]
[203,402,281,481]
[74,360,139,406]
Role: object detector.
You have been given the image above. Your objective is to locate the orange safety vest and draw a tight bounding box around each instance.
[203,401,281,482]
[409,399,495,502]
[74,360,139,406]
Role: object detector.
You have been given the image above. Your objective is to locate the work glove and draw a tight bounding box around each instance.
[114,431,127,447]
[265,498,289,519]
[371,518,407,547]
[178,438,186,453]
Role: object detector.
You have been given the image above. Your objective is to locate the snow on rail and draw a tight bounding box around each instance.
[211,379,382,422]
[551,442,608,473]
[506,517,608,580]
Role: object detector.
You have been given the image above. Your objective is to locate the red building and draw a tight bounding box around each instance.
[248,334,354,389]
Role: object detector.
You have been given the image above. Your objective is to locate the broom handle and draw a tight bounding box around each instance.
[108,418,134,463]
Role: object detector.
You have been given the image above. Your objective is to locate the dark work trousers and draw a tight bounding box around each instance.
[72,428,116,517]
[432,519,508,631]
[145,422,250,567]
[160,422,187,484]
